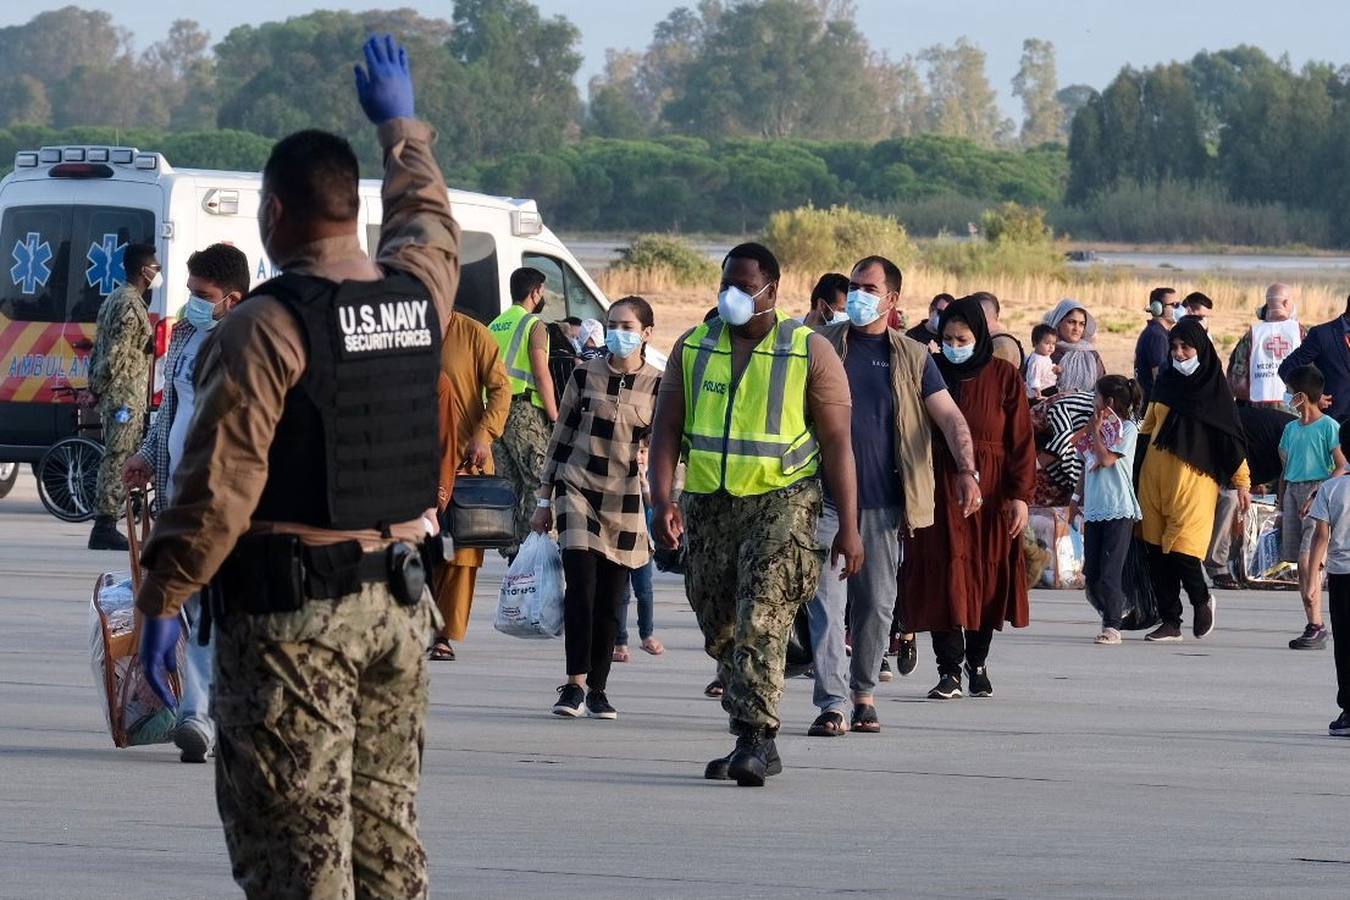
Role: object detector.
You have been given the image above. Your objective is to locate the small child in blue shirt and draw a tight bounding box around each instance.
[1278,365,1347,650]
[1072,375,1143,645]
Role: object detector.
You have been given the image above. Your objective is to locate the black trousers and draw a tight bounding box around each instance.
[931,626,995,677]
[1084,518,1134,630]
[1330,573,1350,712]
[1144,543,1210,628]
[562,548,629,693]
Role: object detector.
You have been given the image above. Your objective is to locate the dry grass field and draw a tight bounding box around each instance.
[598,265,1350,373]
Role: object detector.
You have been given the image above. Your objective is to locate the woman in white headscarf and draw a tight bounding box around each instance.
[578,318,606,361]
[1044,299,1106,394]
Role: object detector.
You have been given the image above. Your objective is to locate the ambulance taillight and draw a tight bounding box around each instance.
[151,317,173,408]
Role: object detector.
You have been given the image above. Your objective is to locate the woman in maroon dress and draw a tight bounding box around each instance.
[903,295,1037,700]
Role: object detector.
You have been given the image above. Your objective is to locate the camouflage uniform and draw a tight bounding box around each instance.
[213,582,434,899]
[682,479,825,731]
[88,283,150,517]
[492,395,553,556]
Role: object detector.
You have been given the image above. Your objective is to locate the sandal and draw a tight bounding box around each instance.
[704,678,724,698]
[429,638,455,661]
[612,645,631,663]
[641,637,665,655]
[808,710,848,737]
[850,704,881,733]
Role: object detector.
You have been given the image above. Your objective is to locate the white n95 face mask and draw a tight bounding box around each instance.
[718,283,771,326]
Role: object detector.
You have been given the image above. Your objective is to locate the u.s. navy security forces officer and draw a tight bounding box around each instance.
[134,36,458,898]
[649,241,864,787]
[489,266,559,557]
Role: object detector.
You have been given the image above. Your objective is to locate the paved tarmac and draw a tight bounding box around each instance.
[0,473,1346,899]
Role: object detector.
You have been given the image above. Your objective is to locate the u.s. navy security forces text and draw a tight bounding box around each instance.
[339,298,433,354]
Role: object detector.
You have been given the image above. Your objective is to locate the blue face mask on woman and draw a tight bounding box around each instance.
[184,295,221,331]
[605,329,642,359]
[942,343,974,364]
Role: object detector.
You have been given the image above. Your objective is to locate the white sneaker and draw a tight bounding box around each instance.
[1094,628,1122,645]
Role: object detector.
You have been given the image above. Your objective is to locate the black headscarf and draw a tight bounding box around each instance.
[933,296,995,402]
[1149,317,1247,483]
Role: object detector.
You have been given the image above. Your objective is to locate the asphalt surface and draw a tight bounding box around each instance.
[0,472,1346,899]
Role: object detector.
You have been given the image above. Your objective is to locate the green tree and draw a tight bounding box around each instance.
[0,76,52,127]
[586,50,648,138]
[661,0,895,140]
[1012,38,1063,146]
[1055,84,1095,142]
[920,38,1009,147]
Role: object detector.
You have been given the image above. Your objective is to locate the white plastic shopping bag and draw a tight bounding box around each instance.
[494,532,565,638]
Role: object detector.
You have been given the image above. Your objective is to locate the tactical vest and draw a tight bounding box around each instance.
[488,304,545,409]
[681,312,819,497]
[251,271,441,531]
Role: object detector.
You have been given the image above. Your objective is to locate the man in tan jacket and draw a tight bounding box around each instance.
[432,311,511,660]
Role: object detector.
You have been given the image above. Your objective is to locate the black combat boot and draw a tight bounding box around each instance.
[726,726,777,787]
[88,515,129,551]
[705,722,782,782]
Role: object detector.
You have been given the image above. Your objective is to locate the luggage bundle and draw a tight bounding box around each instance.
[88,495,186,747]
[1240,496,1298,587]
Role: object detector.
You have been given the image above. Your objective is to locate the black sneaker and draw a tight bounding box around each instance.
[173,720,211,764]
[927,674,963,699]
[1330,712,1350,737]
[878,658,893,683]
[585,690,618,720]
[1193,598,1215,639]
[965,664,993,698]
[1289,623,1329,650]
[551,684,585,717]
[1145,623,1183,642]
[897,638,917,676]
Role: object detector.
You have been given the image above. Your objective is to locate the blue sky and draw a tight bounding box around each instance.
[6,0,1350,116]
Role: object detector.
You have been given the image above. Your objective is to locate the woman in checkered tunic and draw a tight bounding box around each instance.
[531,297,661,720]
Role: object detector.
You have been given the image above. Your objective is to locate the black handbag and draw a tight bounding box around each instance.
[443,475,518,548]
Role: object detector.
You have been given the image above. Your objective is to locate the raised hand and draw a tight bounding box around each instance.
[354,33,414,124]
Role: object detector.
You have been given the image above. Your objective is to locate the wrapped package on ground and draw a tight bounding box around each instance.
[89,572,185,748]
[1029,506,1086,589]
[1242,498,1297,587]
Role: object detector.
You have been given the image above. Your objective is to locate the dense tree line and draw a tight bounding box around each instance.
[1067,47,1350,243]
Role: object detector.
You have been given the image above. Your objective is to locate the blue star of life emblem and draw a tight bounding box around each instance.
[10,231,54,295]
[86,233,127,296]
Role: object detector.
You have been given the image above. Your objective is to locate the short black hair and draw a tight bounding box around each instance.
[852,256,903,293]
[1183,291,1213,310]
[1287,364,1325,403]
[187,243,250,297]
[811,273,849,304]
[722,242,780,282]
[562,316,583,326]
[1031,323,1057,344]
[124,242,157,278]
[1150,286,1177,307]
[510,267,547,304]
[611,295,654,329]
[262,130,360,224]
[970,290,1000,318]
[931,292,955,310]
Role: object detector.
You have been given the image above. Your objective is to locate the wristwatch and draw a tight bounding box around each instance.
[536,498,551,509]
[959,468,980,483]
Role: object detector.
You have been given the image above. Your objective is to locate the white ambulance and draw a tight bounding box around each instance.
[0,144,611,468]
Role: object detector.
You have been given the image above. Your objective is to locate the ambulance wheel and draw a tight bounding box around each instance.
[36,437,104,523]
[0,462,16,500]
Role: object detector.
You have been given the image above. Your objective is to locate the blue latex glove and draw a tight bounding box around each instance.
[139,614,181,711]
[354,33,414,124]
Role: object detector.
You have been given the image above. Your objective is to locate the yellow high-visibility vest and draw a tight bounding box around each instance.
[681,311,819,496]
[488,304,545,410]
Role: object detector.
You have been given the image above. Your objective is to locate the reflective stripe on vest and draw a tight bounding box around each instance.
[488,305,544,409]
[681,312,819,496]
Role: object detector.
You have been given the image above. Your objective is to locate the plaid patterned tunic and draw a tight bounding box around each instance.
[540,356,660,569]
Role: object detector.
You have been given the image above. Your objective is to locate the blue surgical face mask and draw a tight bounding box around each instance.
[942,342,974,365]
[718,283,771,326]
[1285,391,1304,410]
[824,308,850,326]
[1173,355,1200,376]
[605,329,642,359]
[845,289,882,328]
[184,295,221,331]
[1170,305,1186,324]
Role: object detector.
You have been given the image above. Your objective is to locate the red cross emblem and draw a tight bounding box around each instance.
[1263,334,1293,358]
